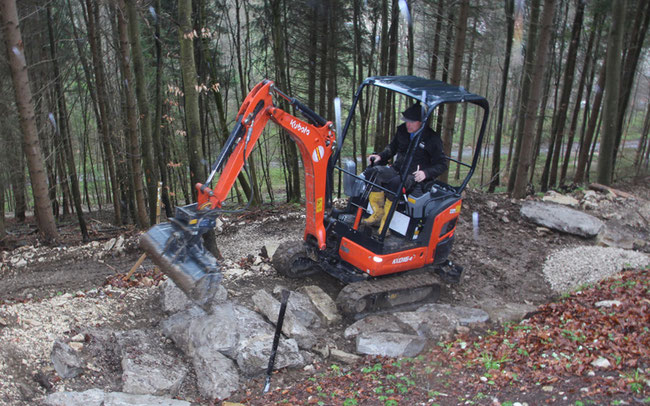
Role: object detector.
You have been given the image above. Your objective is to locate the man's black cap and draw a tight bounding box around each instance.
[402,102,422,122]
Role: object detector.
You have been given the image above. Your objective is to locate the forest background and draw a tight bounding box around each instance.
[0,0,649,242]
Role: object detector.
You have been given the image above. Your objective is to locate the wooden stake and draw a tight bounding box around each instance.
[124,253,146,280]
[124,182,163,281]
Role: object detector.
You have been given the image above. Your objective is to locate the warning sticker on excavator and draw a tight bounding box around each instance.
[316,197,323,213]
[312,146,325,162]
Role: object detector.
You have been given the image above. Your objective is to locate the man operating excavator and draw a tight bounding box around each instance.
[363,102,448,233]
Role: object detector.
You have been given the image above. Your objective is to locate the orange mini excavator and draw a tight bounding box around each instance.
[141,76,489,316]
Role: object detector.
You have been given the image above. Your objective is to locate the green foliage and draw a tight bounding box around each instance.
[361,363,382,373]
[480,352,510,371]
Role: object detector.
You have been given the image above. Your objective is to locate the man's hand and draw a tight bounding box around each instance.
[413,165,426,182]
[368,154,381,165]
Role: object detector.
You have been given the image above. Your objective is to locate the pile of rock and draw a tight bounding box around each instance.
[1,235,138,273]
[521,189,649,251]
[44,278,495,404]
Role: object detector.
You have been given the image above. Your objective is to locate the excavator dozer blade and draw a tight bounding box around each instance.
[140,222,222,308]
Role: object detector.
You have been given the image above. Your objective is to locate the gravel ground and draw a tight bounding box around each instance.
[216,212,306,261]
[0,287,156,405]
[542,246,650,293]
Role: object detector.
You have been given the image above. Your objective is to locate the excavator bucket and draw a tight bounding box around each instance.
[140,204,222,308]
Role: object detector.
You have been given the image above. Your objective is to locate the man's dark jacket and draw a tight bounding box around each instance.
[378,123,447,180]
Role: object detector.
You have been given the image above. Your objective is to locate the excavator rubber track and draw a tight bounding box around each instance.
[336,271,442,318]
[272,240,320,278]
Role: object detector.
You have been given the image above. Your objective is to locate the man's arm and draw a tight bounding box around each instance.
[377,129,400,163]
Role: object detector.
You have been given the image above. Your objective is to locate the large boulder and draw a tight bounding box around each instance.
[51,339,83,379]
[356,332,426,357]
[188,302,239,358]
[116,330,188,396]
[43,389,105,406]
[192,346,240,400]
[273,286,321,329]
[160,306,205,353]
[235,333,305,376]
[298,285,342,326]
[344,314,411,339]
[478,300,538,324]
[252,290,316,349]
[233,304,275,336]
[43,389,191,406]
[416,304,490,326]
[542,191,579,207]
[596,224,637,250]
[520,201,604,238]
[393,311,457,340]
[160,279,227,314]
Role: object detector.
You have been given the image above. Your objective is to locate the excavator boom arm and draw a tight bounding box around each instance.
[196,80,336,249]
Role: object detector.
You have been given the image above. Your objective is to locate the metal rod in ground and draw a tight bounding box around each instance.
[263,289,290,394]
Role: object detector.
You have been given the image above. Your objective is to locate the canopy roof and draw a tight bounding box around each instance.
[363,75,488,110]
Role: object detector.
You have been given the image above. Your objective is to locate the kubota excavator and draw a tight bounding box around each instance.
[140,76,489,316]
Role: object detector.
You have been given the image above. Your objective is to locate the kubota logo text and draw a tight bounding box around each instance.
[392,255,415,264]
[290,119,310,135]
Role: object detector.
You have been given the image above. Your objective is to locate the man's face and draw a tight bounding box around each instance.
[406,120,422,133]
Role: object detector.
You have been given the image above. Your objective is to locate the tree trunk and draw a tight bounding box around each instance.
[507,0,541,193]
[634,98,650,173]
[317,2,329,116]
[542,0,585,189]
[67,0,103,213]
[152,0,172,218]
[382,0,399,142]
[512,0,556,198]
[529,51,555,183]
[429,0,444,79]
[612,0,650,168]
[57,148,72,218]
[178,0,207,194]
[10,143,26,222]
[353,0,367,168]
[84,0,122,225]
[560,11,600,184]
[406,0,414,75]
[117,0,148,227]
[126,0,157,225]
[455,16,477,181]
[0,173,4,237]
[1,0,59,242]
[307,4,318,109]
[374,0,390,152]
[268,0,301,202]
[597,0,625,185]
[575,64,605,184]
[47,3,89,241]
[227,0,261,206]
[489,0,515,192]
[436,8,455,133]
[441,0,469,183]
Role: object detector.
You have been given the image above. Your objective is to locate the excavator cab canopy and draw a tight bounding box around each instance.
[364,75,489,108]
[332,75,490,202]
